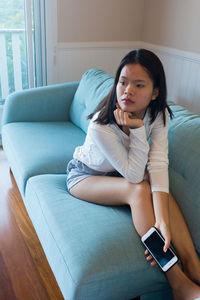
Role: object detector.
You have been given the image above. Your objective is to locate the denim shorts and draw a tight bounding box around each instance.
[66,159,120,191]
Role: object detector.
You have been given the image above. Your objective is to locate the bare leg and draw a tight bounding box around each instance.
[143,193,200,286]
[70,176,200,299]
[166,264,200,300]
[70,175,138,206]
[130,190,200,295]
[131,191,200,299]
[70,176,156,235]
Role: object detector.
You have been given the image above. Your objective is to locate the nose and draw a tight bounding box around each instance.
[125,83,134,96]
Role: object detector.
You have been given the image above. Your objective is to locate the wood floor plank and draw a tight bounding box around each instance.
[0,148,64,300]
[8,175,64,300]
[0,250,17,300]
[0,183,50,300]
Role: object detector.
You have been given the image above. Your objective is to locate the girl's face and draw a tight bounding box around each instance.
[116,63,158,117]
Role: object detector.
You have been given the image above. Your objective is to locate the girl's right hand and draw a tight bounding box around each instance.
[114,107,144,129]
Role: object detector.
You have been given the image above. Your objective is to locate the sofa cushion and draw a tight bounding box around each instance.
[2,121,85,195]
[25,174,169,300]
[168,102,200,253]
[70,68,114,133]
[141,288,173,300]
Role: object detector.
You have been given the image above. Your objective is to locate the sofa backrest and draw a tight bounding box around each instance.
[70,67,200,253]
[168,102,200,253]
[70,68,114,133]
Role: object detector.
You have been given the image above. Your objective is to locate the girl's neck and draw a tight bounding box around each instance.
[122,126,130,136]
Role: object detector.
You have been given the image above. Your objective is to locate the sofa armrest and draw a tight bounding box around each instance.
[2,81,79,125]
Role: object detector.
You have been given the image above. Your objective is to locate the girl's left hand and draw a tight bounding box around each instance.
[156,222,171,252]
[145,223,171,267]
[145,249,157,267]
[114,107,144,129]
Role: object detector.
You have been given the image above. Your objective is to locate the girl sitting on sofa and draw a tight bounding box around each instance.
[67,49,200,300]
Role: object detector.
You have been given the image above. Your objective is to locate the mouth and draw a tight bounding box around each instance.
[122,98,134,105]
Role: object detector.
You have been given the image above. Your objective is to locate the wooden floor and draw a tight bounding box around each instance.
[0,147,64,300]
[0,146,140,300]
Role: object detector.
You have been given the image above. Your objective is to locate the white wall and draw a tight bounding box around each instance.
[57,0,144,43]
[142,0,200,54]
[45,0,200,114]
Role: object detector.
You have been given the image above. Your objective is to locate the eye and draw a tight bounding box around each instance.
[120,81,126,86]
[136,84,145,88]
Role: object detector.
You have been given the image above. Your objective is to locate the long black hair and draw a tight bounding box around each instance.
[88,49,173,125]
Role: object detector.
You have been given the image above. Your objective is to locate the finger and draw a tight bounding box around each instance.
[144,249,149,255]
[118,109,122,124]
[113,109,117,121]
[114,109,120,125]
[124,112,129,126]
[150,260,157,267]
[146,255,157,267]
[117,109,122,125]
[119,109,124,125]
[164,238,171,253]
[116,102,120,109]
[146,255,153,261]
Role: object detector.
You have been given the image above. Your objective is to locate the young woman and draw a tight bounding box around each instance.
[67,49,200,300]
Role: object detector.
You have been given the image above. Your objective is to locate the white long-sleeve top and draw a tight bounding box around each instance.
[73,108,169,193]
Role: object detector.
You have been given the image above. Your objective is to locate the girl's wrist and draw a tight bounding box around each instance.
[154,221,170,236]
[155,220,169,229]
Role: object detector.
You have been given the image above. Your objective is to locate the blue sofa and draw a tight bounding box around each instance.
[2,68,200,300]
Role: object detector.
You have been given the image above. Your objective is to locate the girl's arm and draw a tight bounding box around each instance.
[148,109,171,250]
[89,122,149,183]
[147,110,169,194]
[152,191,170,252]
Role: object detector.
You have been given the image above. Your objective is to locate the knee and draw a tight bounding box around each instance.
[135,180,152,201]
[127,180,152,206]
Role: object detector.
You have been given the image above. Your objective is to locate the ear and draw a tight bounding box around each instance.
[151,88,159,101]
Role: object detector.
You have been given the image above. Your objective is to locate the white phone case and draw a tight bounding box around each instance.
[141,227,178,272]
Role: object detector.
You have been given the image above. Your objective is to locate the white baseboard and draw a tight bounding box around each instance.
[52,41,200,114]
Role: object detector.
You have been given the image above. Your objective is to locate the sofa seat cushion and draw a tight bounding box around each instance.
[70,68,114,133]
[25,174,169,300]
[2,121,85,195]
[141,288,173,300]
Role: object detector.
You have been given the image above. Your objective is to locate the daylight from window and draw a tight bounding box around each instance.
[0,0,29,100]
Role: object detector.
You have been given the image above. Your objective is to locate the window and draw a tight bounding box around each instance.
[0,0,46,101]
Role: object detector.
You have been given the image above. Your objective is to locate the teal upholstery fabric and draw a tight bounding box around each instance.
[70,68,114,133]
[2,81,79,125]
[168,102,200,253]
[2,122,85,195]
[2,69,200,300]
[25,174,169,300]
[141,288,173,300]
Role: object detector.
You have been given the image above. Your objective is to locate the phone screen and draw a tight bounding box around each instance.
[144,230,175,267]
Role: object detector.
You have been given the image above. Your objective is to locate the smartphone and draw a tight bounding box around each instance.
[141,226,178,272]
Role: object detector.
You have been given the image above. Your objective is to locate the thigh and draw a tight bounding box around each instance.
[69,175,132,206]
